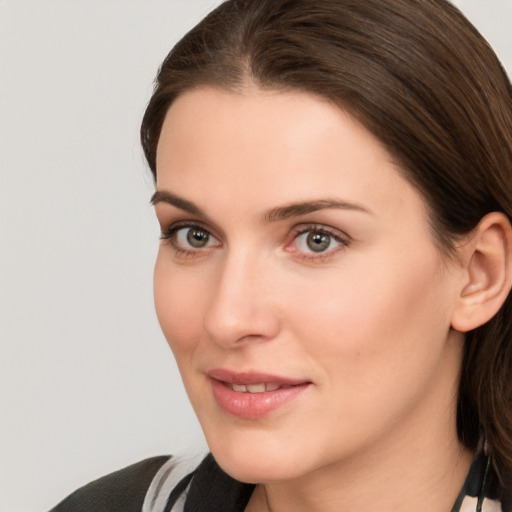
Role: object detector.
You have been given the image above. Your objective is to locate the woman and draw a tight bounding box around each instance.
[51,0,512,511]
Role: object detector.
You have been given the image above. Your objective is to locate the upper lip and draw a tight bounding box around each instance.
[207,368,310,386]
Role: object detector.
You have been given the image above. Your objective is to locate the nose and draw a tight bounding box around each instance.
[203,251,281,348]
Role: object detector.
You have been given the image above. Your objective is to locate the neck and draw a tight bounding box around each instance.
[249,431,473,512]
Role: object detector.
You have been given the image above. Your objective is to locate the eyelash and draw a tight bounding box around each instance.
[287,224,349,262]
[160,222,349,261]
[160,221,218,258]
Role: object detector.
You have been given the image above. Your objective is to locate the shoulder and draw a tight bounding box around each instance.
[143,453,254,512]
[49,455,171,512]
[49,453,254,512]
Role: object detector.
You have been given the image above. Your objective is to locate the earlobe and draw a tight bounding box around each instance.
[451,212,512,333]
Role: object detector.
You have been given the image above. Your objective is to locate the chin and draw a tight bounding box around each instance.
[213,451,297,484]
[206,431,313,484]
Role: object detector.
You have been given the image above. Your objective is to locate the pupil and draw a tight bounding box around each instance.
[187,228,209,248]
[307,232,330,252]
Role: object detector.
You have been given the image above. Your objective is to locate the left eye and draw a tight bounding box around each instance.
[294,230,343,254]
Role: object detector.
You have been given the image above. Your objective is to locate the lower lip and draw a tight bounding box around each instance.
[210,379,310,420]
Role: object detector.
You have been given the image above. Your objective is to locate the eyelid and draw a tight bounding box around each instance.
[155,203,226,239]
[160,220,222,257]
[285,223,350,260]
[160,219,215,239]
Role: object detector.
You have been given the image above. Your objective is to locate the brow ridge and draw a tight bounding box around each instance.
[151,191,372,222]
[264,199,372,222]
[150,190,204,216]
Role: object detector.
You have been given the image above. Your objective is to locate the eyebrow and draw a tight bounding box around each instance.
[151,190,204,216]
[264,199,373,222]
[151,190,373,221]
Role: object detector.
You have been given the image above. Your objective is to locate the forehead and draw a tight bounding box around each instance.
[155,87,427,225]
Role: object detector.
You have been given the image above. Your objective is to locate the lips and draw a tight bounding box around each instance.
[208,369,311,419]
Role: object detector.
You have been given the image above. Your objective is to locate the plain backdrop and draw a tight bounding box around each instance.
[1,1,511,510]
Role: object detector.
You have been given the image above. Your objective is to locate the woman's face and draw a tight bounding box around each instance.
[153,87,466,483]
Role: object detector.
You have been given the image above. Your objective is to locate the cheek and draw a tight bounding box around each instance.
[285,246,453,382]
[277,250,458,449]
[153,255,208,358]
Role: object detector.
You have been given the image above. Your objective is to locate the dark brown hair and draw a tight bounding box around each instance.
[141,0,512,486]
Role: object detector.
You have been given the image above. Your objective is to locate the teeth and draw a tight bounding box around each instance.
[230,383,281,393]
[246,383,266,393]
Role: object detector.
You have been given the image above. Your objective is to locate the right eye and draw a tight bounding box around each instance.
[161,223,221,254]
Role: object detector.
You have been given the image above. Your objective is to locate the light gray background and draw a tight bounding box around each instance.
[1,1,511,510]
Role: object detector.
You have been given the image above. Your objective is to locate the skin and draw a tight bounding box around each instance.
[152,87,474,512]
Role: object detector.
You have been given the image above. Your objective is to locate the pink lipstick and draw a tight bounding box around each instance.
[208,369,311,420]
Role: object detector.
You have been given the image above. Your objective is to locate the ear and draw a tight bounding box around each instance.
[451,212,512,333]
